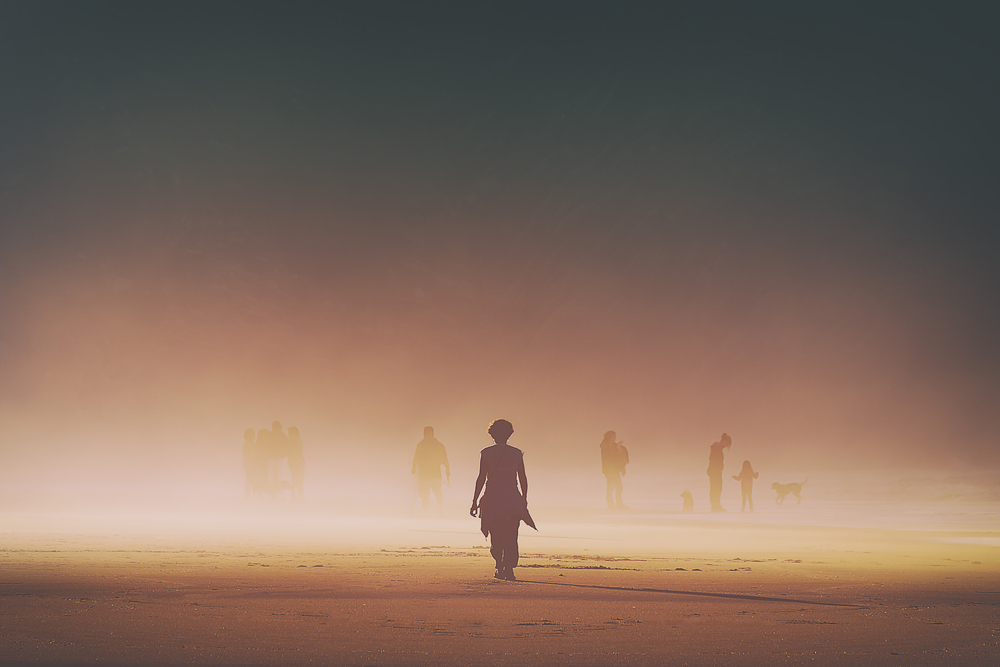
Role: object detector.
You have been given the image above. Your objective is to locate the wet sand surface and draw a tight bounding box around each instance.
[2,505,999,666]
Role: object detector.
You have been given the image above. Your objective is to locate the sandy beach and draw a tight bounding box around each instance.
[4,3,1000,665]
[3,495,998,666]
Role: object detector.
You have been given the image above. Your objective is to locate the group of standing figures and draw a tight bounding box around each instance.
[605,431,762,514]
[239,421,781,581]
[466,423,779,580]
[241,421,306,501]
[706,432,759,512]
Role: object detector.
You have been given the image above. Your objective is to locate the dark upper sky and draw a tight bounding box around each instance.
[1,2,998,482]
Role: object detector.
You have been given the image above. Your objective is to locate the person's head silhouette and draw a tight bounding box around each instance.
[272,421,283,433]
[488,419,513,445]
[244,428,255,441]
[424,426,434,438]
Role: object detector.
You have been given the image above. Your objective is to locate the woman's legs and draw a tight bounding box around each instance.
[709,471,724,511]
[605,474,624,509]
[490,516,521,578]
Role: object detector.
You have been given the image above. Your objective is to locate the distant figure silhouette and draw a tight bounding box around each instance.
[251,427,270,499]
[707,432,732,512]
[242,428,257,500]
[266,420,289,494]
[470,419,535,581]
[287,426,305,501]
[681,490,694,512]
[731,460,759,512]
[411,426,451,516]
[600,430,629,510]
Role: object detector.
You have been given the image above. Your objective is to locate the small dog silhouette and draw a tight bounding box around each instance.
[267,479,294,499]
[680,490,694,512]
[772,480,807,505]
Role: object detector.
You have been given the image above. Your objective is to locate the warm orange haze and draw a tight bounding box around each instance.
[2,2,999,665]
[3,463,999,665]
[4,211,995,498]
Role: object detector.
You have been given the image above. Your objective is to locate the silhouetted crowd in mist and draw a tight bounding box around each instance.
[708,432,806,512]
[237,419,807,581]
[238,423,805,514]
[242,421,305,501]
[601,430,801,514]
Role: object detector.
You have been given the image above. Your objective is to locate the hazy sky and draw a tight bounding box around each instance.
[1,2,998,490]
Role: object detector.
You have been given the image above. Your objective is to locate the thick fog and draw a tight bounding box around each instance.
[1,3,998,506]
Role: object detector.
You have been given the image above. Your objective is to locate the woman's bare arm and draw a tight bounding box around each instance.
[470,455,488,515]
[517,458,528,504]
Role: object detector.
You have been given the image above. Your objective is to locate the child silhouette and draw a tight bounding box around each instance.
[732,460,759,512]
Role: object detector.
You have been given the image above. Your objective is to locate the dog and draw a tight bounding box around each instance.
[680,490,694,512]
[772,479,807,505]
[266,479,294,500]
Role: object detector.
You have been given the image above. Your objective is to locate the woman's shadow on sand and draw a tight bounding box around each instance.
[514,579,861,607]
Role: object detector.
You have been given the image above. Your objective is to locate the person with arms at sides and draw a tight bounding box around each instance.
[707,432,732,512]
[599,430,629,510]
[411,426,451,516]
[470,419,535,581]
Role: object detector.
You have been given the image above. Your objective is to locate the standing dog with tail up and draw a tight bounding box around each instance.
[772,479,807,505]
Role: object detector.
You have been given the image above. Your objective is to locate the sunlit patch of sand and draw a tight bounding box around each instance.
[936,537,1000,547]
[2,490,998,665]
